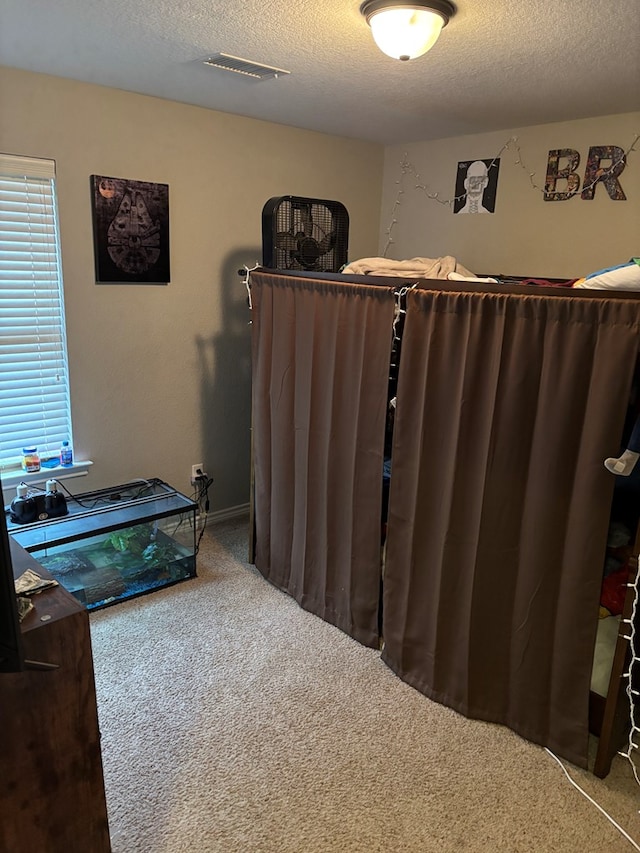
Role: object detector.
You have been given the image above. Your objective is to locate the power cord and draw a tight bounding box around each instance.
[544,748,640,850]
[191,472,213,555]
[24,478,154,510]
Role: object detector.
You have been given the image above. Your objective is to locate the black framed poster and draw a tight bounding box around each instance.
[453,158,500,214]
[90,175,170,283]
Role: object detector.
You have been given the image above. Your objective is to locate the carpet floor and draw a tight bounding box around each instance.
[89,517,640,852]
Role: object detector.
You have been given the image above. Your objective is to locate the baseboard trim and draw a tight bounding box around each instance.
[207,503,250,525]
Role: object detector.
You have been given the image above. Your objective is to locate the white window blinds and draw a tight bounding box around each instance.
[0,153,72,469]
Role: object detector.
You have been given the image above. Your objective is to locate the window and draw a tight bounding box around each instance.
[0,153,72,473]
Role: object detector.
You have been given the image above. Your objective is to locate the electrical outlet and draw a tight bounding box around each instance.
[191,463,204,485]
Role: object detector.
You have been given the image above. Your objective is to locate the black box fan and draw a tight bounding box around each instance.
[262,196,349,273]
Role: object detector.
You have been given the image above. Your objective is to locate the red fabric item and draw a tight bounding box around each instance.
[600,566,629,616]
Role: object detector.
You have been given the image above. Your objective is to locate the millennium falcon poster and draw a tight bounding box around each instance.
[91,175,170,283]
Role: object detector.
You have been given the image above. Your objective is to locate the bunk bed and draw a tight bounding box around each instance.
[248,265,640,777]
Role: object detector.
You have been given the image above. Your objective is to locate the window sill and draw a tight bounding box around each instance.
[1,461,93,494]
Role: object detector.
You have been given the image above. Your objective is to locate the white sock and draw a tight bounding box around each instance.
[604,449,640,476]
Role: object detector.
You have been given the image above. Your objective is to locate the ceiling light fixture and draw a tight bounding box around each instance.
[360,0,456,62]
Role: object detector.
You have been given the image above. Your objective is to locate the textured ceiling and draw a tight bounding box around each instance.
[0,0,638,145]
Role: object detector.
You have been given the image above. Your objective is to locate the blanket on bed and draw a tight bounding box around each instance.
[342,256,475,279]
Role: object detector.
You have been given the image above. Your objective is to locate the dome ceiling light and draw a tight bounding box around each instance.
[360,0,456,62]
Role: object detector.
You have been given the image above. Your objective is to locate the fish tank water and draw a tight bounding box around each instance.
[7,478,198,611]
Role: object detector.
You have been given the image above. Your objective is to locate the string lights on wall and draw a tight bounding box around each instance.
[382,132,640,257]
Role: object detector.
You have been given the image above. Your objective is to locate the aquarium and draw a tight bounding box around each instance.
[7,478,198,611]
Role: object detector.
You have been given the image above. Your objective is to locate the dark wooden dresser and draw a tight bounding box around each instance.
[1,540,111,852]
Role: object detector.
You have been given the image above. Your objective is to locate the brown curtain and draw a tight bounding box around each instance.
[382,287,640,767]
[250,270,396,648]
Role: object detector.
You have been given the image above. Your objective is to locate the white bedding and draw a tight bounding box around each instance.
[591,615,621,697]
[342,256,475,279]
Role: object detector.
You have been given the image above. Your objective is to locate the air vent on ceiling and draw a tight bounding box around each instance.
[203,53,290,80]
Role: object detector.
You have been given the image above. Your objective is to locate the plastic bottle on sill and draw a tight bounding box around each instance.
[60,440,73,467]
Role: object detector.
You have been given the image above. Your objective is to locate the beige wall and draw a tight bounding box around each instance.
[380,113,640,278]
[0,66,384,510]
[4,64,636,510]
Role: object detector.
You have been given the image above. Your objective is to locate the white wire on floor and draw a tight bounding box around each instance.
[544,748,640,850]
[545,564,640,849]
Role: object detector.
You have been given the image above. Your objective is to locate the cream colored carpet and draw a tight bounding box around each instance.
[90,517,640,853]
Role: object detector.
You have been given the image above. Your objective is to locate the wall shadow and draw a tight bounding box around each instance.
[196,247,260,513]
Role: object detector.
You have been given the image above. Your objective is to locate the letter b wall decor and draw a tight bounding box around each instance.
[544,146,627,201]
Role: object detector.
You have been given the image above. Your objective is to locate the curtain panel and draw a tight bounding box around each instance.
[250,271,396,648]
[382,287,640,767]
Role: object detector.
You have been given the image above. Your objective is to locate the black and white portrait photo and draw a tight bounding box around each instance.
[453,158,500,214]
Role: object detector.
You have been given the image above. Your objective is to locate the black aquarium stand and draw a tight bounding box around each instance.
[8,478,198,611]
